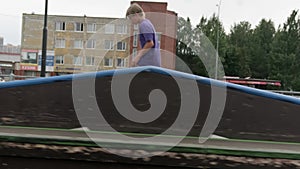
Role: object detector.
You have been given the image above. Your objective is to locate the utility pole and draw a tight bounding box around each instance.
[215,0,221,79]
[41,0,48,77]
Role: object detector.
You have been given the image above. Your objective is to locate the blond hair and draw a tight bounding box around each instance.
[126,3,145,18]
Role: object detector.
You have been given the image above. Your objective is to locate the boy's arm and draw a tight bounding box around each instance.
[131,40,154,67]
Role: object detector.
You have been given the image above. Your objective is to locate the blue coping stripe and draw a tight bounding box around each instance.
[1,66,300,105]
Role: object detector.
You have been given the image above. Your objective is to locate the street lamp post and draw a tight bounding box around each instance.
[215,0,221,79]
[41,0,48,77]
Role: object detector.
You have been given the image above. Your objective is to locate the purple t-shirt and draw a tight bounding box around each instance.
[137,19,161,67]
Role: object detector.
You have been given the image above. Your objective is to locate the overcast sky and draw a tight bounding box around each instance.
[0,0,299,45]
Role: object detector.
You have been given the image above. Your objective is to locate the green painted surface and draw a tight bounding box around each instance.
[1,125,300,160]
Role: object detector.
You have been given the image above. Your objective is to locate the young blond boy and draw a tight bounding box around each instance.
[126,3,161,67]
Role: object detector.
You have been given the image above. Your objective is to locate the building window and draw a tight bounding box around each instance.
[55,38,65,48]
[116,58,126,68]
[73,56,82,65]
[104,58,113,67]
[133,31,138,47]
[74,22,84,32]
[85,56,95,66]
[87,23,97,32]
[133,24,139,30]
[87,39,96,49]
[116,24,128,34]
[0,66,12,75]
[21,52,37,64]
[104,40,114,50]
[132,48,137,59]
[156,32,161,49]
[24,71,36,77]
[74,40,83,49]
[105,24,114,34]
[56,56,64,65]
[117,41,126,51]
[55,21,66,31]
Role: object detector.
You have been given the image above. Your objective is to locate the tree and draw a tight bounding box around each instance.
[270,10,300,90]
[250,19,275,79]
[194,14,227,78]
[176,17,205,75]
[176,10,300,91]
[225,21,252,77]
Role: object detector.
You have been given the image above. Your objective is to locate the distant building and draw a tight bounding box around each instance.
[21,13,130,77]
[0,40,21,54]
[129,1,178,69]
[20,1,177,77]
[0,36,3,46]
[0,51,21,79]
[0,37,21,80]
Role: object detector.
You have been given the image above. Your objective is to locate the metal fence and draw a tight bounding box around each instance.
[268,90,300,98]
[0,73,38,82]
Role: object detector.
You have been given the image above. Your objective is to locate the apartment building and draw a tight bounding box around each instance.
[21,13,130,76]
[0,38,21,80]
[20,1,177,77]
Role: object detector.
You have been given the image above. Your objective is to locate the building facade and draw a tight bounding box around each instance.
[0,42,21,81]
[21,13,130,76]
[0,51,21,81]
[20,1,177,77]
[0,37,3,46]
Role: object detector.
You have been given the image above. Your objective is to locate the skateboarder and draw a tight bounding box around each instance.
[126,3,161,67]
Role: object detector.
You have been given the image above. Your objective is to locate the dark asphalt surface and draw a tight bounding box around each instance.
[1,72,300,142]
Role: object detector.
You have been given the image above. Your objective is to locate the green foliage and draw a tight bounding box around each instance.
[250,19,275,79]
[226,21,252,77]
[176,14,227,78]
[176,10,300,91]
[269,10,300,90]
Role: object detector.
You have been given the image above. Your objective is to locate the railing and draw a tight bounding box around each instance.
[0,73,38,81]
[268,90,300,98]
[1,74,300,100]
